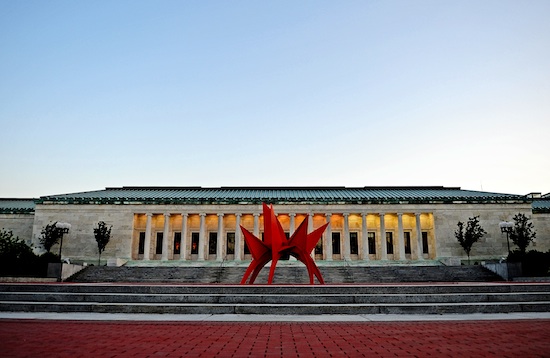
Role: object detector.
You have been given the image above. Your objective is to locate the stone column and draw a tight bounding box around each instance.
[343,213,351,261]
[144,213,152,261]
[180,213,188,261]
[253,213,260,237]
[217,213,224,262]
[415,213,424,260]
[361,213,368,261]
[235,214,242,261]
[325,213,333,261]
[161,213,170,261]
[380,213,387,260]
[289,213,296,235]
[198,213,206,261]
[397,213,405,260]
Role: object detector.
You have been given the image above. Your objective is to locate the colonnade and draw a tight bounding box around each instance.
[133,211,435,262]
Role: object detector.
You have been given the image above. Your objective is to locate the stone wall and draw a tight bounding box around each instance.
[28,201,543,264]
[532,212,550,252]
[31,204,135,263]
[0,213,35,244]
[432,202,533,261]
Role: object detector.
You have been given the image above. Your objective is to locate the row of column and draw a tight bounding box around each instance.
[140,212,428,261]
[326,213,425,261]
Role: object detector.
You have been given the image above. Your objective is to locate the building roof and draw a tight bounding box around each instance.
[0,199,36,214]
[36,186,528,205]
[532,198,550,214]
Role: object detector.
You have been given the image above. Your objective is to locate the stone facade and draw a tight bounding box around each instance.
[0,213,34,245]
[27,202,545,264]
[1,187,548,265]
[532,212,550,251]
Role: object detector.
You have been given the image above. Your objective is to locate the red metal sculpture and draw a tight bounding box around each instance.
[240,203,328,284]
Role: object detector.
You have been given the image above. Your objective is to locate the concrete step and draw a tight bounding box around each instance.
[1,283,549,315]
[68,265,502,284]
[2,291,549,304]
[2,301,550,315]
[3,283,547,294]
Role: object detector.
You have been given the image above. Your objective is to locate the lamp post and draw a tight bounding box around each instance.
[56,222,71,259]
[499,221,513,254]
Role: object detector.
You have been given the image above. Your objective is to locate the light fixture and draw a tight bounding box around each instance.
[499,221,513,253]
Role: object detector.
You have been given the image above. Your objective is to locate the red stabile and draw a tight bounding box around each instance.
[239,226,270,284]
[240,203,328,285]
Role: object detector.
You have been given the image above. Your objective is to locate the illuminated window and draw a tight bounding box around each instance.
[226,232,235,255]
[315,240,323,255]
[191,232,199,255]
[138,232,145,255]
[332,232,341,255]
[422,232,429,254]
[368,232,376,254]
[155,232,163,255]
[173,232,181,255]
[350,232,358,255]
[404,232,411,254]
[386,232,394,254]
[209,232,217,255]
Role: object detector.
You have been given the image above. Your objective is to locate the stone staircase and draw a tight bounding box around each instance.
[68,265,502,284]
[1,282,549,315]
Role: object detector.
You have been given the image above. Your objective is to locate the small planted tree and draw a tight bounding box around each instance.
[0,228,34,261]
[510,213,536,255]
[39,222,63,254]
[93,221,112,266]
[455,216,487,264]
[1,228,33,275]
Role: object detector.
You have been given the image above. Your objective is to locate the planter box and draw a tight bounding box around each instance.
[47,262,84,281]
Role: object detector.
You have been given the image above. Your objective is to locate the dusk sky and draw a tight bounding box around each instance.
[1,0,549,198]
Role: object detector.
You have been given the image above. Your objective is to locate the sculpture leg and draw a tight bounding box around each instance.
[241,260,260,284]
[249,253,272,284]
[305,257,316,284]
[312,263,325,284]
[295,250,325,285]
[249,263,265,284]
[303,254,324,284]
[268,257,279,284]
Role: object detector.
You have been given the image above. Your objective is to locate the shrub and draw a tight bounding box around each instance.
[0,228,60,277]
[522,250,550,277]
[510,213,536,255]
[507,249,550,277]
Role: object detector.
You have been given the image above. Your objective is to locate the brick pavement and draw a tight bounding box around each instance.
[1,319,549,357]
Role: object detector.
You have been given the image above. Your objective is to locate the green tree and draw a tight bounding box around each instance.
[0,228,37,276]
[455,216,487,264]
[0,228,34,260]
[39,222,63,253]
[93,221,112,266]
[510,213,536,255]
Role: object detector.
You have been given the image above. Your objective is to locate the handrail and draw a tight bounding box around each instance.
[342,257,356,282]
[214,257,227,283]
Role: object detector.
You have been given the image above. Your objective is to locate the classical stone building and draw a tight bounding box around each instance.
[1,186,549,265]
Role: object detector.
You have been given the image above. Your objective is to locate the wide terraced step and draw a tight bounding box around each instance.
[69,265,502,284]
[1,283,549,315]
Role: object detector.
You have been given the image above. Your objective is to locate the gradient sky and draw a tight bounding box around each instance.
[1,0,549,198]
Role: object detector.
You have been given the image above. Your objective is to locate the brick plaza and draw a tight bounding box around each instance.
[1,319,549,357]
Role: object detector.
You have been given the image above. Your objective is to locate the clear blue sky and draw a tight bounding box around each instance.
[1,0,549,198]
